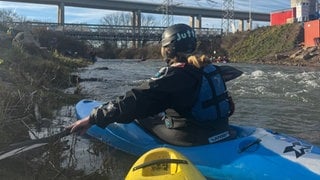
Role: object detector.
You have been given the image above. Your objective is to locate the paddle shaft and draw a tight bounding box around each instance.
[0,129,70,160]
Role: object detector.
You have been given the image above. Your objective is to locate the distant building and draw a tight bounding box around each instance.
[270,8,296,26]
[270,0,319,26]
[304,19,320,47]
[291,0,318,20]
[293,0,318,21]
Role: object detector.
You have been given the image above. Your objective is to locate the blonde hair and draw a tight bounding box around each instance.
[187,55,211,68]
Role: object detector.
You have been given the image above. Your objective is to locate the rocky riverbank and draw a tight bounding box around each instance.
[0,34,90,145]
[0,28,97,179]
[254,46,320,67]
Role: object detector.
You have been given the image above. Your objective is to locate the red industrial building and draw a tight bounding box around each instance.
[304,20,320,47]
[270,0,317,26]
[271,14,320,47]
[270,8,296,26]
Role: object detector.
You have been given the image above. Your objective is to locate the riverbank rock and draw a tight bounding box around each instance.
[255,45,320,66]
[12,31,40,53]
[274,54,289,60]
[290,46,319,60]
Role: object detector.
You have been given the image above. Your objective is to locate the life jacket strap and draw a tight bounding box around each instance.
[202,92,229,108]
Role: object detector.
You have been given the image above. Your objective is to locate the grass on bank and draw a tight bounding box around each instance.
[0,36,90,145]
[221,23,304,62]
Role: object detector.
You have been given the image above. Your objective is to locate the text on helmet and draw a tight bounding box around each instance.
[176,30,195,42]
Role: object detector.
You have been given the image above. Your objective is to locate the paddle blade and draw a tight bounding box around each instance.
[0,129,70,161]
[219,65,243,82]
[0,143,48,160]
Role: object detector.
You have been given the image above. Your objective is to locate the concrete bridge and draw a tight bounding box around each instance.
[1,0,270,31]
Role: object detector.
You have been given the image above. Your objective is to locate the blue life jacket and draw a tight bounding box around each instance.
[191,64,230,123]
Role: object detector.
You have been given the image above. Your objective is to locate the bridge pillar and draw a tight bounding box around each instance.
[246,19,252,31]
[58,2,65,25]
[189,16,195,28]
[132,10,141,47]
[132,10,141,28]
[195,14,202,28]
[238,19,244,32]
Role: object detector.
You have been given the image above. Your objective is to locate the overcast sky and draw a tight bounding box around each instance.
[0,0,291,28]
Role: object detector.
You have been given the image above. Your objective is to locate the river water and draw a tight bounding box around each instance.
[3,58,320,179]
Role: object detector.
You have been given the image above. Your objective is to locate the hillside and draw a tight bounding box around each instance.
[222,23,320,66]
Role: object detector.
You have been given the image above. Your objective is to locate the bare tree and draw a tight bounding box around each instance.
[101,12,157,26]
[101,12,131,26]
[0,9,21,22]
[0,9,25,28]
[100,12,157,48]
[141,14,156,27]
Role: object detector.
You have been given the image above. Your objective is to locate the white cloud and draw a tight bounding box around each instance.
[65,7,118,23]
[0,1,55,10]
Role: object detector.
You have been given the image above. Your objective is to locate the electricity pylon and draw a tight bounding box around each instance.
[161,0,174,27]
[221,0,234,34]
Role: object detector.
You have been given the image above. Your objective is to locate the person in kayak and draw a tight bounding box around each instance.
[68,23,235,146]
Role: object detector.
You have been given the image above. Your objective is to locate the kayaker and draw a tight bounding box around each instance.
[68,23,235,146]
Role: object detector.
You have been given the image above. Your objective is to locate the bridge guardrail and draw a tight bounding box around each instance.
[1,21,222,41]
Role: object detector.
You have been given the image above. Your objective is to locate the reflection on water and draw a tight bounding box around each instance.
[2,59,320,179]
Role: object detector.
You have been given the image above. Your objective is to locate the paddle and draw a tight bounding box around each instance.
[0,128,70,161]
[218,65,243,82]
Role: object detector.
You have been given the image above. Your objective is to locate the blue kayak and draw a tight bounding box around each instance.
[75,99,320,179]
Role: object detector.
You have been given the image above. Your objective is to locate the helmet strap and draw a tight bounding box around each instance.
[167,44,176,56]
[163,45,176,64]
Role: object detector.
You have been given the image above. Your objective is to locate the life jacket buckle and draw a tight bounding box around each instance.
[162,115,174,129]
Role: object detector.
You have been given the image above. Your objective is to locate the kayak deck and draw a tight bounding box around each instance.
[126,147,206,180]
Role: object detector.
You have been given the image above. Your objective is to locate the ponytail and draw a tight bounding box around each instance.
[187,55,212,68]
